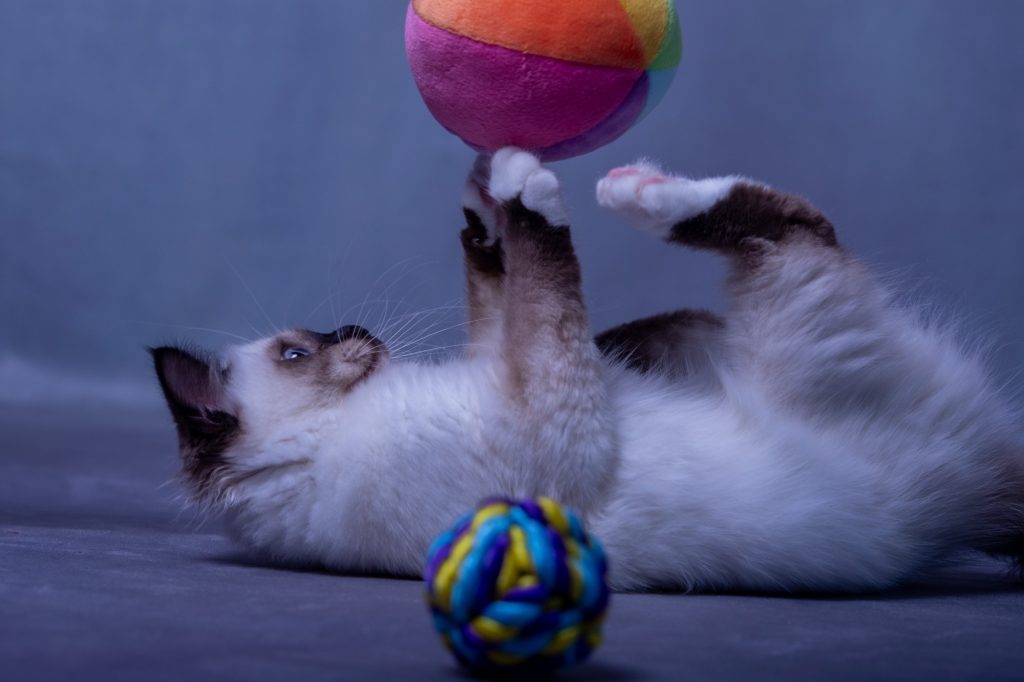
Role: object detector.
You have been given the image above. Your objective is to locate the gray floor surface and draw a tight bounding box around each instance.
[2,404,1023,681]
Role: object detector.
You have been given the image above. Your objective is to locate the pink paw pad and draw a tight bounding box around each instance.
[607,167,644,179]
[637,176,666,190]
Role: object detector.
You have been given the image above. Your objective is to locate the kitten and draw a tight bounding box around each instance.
[152,149,1023,592]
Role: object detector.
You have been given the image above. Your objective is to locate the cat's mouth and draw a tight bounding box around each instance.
[353,332,389,376]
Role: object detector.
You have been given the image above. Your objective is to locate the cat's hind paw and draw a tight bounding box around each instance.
[597,163,746,238]
[489,147,569,226]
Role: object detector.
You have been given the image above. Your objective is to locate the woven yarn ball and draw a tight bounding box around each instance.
[405,0,682,161]
[424,497,610,671]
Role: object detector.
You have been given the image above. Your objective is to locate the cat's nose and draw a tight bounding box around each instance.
[306,325,372,346]
[335,325,372,342]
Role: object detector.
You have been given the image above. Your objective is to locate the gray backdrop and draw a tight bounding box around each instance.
[1,0,1022,405]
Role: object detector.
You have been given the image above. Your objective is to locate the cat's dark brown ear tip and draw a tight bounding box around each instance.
[150,345,240,492]
[150,345,227,416]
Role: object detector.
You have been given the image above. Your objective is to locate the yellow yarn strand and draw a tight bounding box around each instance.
[495,550,519,596]
[508,525,533,573]
[569,563,583,602]
[537,497,569,535]
[488,651,524,666]
[472,616,518,642]
[433,534,475,609]
[471,502,510,530]
[543,625,582,655]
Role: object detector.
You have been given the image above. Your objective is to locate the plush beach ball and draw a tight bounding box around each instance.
[405,0,682,161]
[424,497,610,672]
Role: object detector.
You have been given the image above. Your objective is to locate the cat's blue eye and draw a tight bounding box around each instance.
[281,348,310,361]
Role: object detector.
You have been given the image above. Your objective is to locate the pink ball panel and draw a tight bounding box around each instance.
[538,72,649,161]
[406,5,644,153]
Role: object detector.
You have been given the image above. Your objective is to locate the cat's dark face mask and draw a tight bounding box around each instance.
[272,325,389,396]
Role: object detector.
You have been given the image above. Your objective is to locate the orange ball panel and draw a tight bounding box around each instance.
[411,0,648,70]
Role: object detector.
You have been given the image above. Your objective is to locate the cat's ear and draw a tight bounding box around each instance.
[150,346,239,454]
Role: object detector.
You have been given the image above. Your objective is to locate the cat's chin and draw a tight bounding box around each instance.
[349,345,389,387]
[351,349,393,394]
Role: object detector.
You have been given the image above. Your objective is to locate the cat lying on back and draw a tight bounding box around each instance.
[153,149,1023,591]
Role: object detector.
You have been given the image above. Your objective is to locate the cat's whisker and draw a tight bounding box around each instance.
[369,255,431,294]
[344,257,436,334]
[328,297,415,328]
[301,294,339,327]
[373,294,398,337]
[383,320,481,360]
[384,318,459,355]
[377,303,469,340]
[389,341,477,357]
[327,253,342,337]
[374,257,438,301]
[378,306,470,355]
[387,300,468,329]
[385,335,468,352]
[393,340,491,360]
[381,302,470,324]
[382,313,453,348]
[151,323,254,344]
[389,337,477,352]
[386,316,497,355]
[245,320,265,341]
[224,257,281,337]
[348,296,468,348]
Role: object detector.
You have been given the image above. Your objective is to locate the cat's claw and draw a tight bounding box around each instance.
[489,148,569,226]
[463,154,499,237]
[597,163,746,238]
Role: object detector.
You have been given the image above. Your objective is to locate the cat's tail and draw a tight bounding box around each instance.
[972,449,1024,577]
[979,529,1024,578]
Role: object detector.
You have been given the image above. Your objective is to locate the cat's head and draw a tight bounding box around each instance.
[151,325,388,503]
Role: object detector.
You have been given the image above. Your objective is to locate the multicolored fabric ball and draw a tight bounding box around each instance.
[405,0,682,160]
[424,497,610,671]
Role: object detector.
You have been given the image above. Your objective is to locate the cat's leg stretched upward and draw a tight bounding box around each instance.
[598,162,1024,575]
[460,149,617,512]
[598,162,931,416]
[460,153,505,356]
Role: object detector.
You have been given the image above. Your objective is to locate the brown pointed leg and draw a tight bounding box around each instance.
[460,156,505,356]
[597,163,879,414]
[597,164,838,263]
[669,184,837,256]
[596,309,724,378]
[485,149,616,510]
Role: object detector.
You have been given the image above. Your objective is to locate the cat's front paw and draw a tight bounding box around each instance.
[597,163,745,238]
[489,147,569,226]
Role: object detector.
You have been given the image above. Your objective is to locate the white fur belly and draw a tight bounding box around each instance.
[593,371,914,591]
